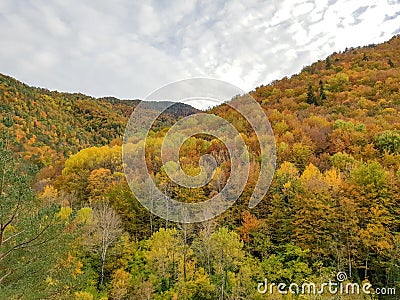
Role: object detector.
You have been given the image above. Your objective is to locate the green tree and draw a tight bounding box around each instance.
[325,56,332,69]
[261,243,312,283]
[306,84,317,105]
[0,125,75,298]
[374,130,400,154]
[209,227,245,299]
[145,228,183,293]
[350,162,394,283]
[319,80,327,101]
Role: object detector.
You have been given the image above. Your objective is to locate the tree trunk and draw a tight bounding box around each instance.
[100,246,107,286]
[183,224,187,282]
[220,251,225,300]
[348,248,352,278]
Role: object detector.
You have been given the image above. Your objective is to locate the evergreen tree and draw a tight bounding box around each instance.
[325,56,332,69]
[306,84,317,105]
[319,80,327,101]
[0,118,76,298]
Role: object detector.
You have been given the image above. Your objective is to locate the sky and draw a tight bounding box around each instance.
[0,0,400,109]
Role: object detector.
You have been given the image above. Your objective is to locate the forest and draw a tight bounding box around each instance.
[0,35,400,299]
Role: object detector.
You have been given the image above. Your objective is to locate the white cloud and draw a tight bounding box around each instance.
[0,0,399,109]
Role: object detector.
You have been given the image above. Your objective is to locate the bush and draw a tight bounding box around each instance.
[374,130,400,154]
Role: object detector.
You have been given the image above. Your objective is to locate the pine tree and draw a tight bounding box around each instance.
[325,56,332,69]
[0,118,75,298]
[319,80,327,101]
[306,84,317,105]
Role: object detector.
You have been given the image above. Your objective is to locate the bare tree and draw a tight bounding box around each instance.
[91,201,123,286]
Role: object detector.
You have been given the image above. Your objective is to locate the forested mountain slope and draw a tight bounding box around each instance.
[0,74,198,167]
[212,34,400,171]
[1,36,399,299]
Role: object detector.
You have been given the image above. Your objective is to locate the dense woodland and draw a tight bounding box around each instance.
[0,35,400,299]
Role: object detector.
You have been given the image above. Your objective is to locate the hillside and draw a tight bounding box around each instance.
[2,35,399,170]
[0,74,199,167]
[211,35,400,171]
[1,35,399,299]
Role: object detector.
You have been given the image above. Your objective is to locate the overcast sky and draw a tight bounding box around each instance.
[0,0,399,109]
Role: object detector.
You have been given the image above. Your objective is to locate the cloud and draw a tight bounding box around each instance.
[0,0,399,109]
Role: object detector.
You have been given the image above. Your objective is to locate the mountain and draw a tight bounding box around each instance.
[1,34,399,181]
[2,35,400,299]
[0,74,199,166]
